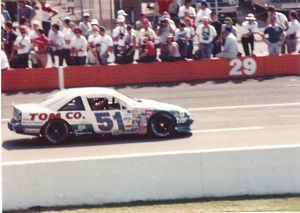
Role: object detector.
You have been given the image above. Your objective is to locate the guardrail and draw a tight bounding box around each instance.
[2,145,300,211]
[2,54,300,92]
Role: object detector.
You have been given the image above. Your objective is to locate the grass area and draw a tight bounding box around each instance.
[11,195,300,213]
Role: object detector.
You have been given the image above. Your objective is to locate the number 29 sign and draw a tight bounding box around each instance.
[229,58,257,76]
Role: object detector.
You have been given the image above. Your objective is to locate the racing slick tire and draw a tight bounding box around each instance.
[149,112,176,138]
[42,119,70,144]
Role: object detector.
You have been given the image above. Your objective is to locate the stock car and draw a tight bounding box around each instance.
[8,87,193,144]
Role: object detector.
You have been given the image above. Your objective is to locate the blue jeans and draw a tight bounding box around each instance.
[268,41,281,55]
[200,42,213,58]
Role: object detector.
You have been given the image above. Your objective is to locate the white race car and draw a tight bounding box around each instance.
[8,87,193,144]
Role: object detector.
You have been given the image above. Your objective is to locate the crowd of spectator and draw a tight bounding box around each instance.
[1,0,299,71]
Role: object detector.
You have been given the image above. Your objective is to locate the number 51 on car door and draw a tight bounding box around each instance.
[229,58,257,76]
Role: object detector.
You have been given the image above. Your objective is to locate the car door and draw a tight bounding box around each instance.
[86,95,128,135]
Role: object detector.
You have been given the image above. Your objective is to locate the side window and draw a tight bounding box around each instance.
[59,97,85,111]
[88,97,125,111]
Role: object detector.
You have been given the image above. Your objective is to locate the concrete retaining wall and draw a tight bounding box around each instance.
[2,145,300,210]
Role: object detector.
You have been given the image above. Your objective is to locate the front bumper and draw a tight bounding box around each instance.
[8,119,24,134]
[176,117,194,133]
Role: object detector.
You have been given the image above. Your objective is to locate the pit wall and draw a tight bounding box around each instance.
[2,54,300,92]
[3,145,300,210]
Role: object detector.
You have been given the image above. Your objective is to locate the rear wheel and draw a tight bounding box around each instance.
[42,119,70,144]
[149,113,176,138]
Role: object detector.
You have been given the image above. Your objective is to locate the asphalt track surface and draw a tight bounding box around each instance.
[2,76,300,163]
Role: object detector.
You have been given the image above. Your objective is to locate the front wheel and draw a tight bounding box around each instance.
[42,119,70,144]
[149,113,176,138]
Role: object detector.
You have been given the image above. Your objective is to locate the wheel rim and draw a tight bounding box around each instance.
[46,121,67,143]
[152,116,171,136]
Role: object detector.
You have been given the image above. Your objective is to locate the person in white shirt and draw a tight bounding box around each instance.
[175,22,191,59]
[241,13,258,56]
[97,26,113,65]
[283,10,299,53]
[267,6,288,30]
[184,17,195,59]
[196,1,211,26]
[48,24,65,66]
[13,26,31,68]
[112,15,127,63]
[1,49,10,71]
[196,16,217,58]
[139,18,157,43]
[40,0,58,36]
[79,12,92,38]
[216,27,238,59]
[178,0,196,20]
[70,27,88,65]
[118,25,137,64]
[87,25,101,65]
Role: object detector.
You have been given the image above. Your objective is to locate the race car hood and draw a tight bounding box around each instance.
[13,103,49,113]
[135,99,188,113]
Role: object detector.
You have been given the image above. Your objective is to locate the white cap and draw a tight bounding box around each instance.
[246,13,256,21]
[32,20,41,26]
[91,18,99,25]
[201,16,209,21]
[117,9,128,16]
[83,12,90,17]
[117,15,125,23]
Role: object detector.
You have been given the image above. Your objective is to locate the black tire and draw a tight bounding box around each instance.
[42,119,70,144]
[149,113,176,138]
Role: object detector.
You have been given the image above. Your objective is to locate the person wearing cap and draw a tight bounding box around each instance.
[178,0,196,20]
[112,15,127,63]
[87,25,101,65]
[282,10,299,54]
[96,26,113,65]
[196,16,217,58]
[62,19,77,65]
[28,20,41,40]
[184,17,195,59]
[216,27,238,59]
[79,12,92,38]
[31,28,49,67]
[137,35,156,63]
[221,17,237,37]
[263,16,284,55]
[139,18,156,44]
[210,12,222,57]
[48,24,65,67]
[117,9,128,17]
[156,14,175,58]
[40,0,58,36]
[241,13,258,56]
[13,26,31,68]
[196,1,212,26]
[159,34,181,62]
[70,27,88,65]
[121,25,137,64]
[175,22,191,59]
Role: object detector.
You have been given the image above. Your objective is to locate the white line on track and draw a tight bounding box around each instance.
[187,102,300,111]
[192,126,264,134]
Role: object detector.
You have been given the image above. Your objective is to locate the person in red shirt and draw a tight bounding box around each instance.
[137,36,156,63]
[31,28,49,67]
[157,0,173,15]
